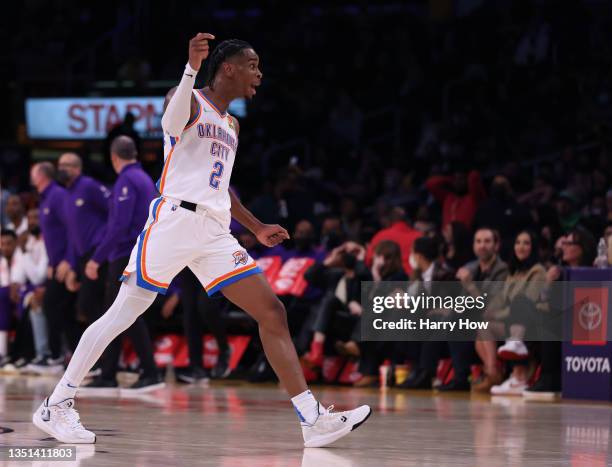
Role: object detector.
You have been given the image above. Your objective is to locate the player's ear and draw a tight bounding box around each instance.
[222,62,234,77]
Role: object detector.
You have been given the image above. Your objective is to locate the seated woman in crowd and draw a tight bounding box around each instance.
[521,227,596,400]
[486,230,547,396]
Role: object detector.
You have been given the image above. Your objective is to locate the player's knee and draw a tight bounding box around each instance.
[259,299,288,333]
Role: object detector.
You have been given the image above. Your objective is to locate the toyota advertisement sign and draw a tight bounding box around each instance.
[562,268,612,402]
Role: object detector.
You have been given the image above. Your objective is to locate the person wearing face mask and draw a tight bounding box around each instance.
[425,168,486,230]
[55,153,111,329]
[28,162,79,374]
[474,176,532,259]
[319,216,344,252]
[6,208,51,373]
[399,236,475,391]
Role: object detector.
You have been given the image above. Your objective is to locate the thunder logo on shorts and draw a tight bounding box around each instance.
[233,250,248,266]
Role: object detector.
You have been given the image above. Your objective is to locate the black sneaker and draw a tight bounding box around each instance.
[522,374,560,401]
[176,366,210,384]
[26,357,64,376]
[398,369,432,390]
[211,348,231,379]
[120,375,165,396]
[436,378,471,392]
[78,377,119,397]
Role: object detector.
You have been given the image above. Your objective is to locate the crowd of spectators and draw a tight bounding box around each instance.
[1,1,612,399]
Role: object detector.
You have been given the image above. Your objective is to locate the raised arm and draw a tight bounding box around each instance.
[425,174,454,203]
[467,170,486,202]
[229,188,289,247]
[161,32,215,137]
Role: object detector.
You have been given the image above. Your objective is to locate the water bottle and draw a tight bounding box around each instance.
[379,359,391,389]
[595,238,608,268]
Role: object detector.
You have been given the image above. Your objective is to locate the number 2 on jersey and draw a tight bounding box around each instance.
[209,161,224,189]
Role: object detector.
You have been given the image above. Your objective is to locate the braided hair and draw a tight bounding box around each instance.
[205,39,253,88]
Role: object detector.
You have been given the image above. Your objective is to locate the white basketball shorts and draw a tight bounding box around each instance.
[120,196,261,295]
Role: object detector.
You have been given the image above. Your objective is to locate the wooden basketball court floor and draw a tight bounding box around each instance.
[0,374,610,466]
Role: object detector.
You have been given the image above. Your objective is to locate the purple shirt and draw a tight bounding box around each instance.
[64,175,111,258]
[92,163,158,263]
[39,182,71,268]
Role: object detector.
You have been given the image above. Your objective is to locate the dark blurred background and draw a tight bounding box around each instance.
[0,0,610,234]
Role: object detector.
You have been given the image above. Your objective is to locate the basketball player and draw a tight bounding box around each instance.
[33,33,371,448]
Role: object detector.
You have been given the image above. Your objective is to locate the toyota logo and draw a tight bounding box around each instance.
[578,302,602,331]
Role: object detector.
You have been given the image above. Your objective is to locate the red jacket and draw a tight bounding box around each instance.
[425,170,486,229]
[366,221,422,274]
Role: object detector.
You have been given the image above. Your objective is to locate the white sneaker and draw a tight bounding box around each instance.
[302,403,371,448]
[497,340,528,361]
[491,376,528,396]
[32,397,96,444]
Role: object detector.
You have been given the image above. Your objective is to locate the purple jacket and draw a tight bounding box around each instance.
[92,163,158,263]
[39,182,72,268]
[64,175,111,258]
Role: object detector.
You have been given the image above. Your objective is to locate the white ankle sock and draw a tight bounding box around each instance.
[291,389,319,425]
[49,376,78,405]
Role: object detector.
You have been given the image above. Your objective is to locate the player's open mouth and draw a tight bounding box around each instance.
[250,83,260,94]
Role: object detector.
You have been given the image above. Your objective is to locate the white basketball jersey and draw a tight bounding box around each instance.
[157,89,239,228]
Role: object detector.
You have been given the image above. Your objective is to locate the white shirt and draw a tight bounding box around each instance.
[6,217,28,236]
[0,257,10,287]
[422,263,435,293]
[10,235,48,286]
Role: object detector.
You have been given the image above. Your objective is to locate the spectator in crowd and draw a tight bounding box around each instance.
[4,194,28,247]
[426,169,486,230]
[399,236,468,391]
[81,136,162,394]
[365,206,422,275]
[281,219,327,352]
[339,196,363,242]
[352,240,407,387]
[456,227,509,392]
[442,221,474,271]
[474,176,533,259]
[0,230,18,367]
[555,190,582,233]
[487,230,547,396]
[5,209,49,372]
[523,228,596,400]
[301,241,371,370]
[319,215,345,252]
[55,153,111,329]
[28,162,79,374]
